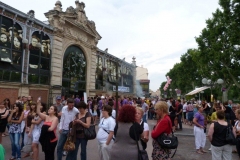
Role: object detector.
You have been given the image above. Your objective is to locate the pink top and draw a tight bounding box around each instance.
[43,121,58,142]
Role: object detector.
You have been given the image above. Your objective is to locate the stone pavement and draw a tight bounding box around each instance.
[2,120,239,160]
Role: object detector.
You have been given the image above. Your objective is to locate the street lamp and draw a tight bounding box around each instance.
[202,78,224,102]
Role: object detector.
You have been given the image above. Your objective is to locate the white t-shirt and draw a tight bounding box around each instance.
[59,106,79,130]
[143,122,149,131]
[142,103,148,115]
[97,117,116,143]
[183,103,187,112]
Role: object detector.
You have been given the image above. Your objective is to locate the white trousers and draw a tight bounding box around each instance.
[194,126,206,149]
[98,141,113,160]
[211,144,232,160]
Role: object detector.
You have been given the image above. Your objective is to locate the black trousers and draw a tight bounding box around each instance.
[44,141,57,160]
[236,137,240,157]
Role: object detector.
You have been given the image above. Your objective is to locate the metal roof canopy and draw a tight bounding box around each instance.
[185,86,210,96]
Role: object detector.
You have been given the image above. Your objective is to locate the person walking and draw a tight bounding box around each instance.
[0,102,9,144]
[57,98,79,160]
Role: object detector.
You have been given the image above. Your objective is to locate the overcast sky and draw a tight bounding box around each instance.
[2,0,220,91]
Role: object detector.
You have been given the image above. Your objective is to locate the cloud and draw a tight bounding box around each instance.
[2,0,220,91]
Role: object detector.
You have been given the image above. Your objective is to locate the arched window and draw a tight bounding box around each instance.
[62,46,86,96]
[0,15,23,82]
[28,31,51,84]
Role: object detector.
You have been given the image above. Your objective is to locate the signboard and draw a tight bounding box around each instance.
[113,86,129,92]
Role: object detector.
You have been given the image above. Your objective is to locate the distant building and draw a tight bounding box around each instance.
[136,65,150,97]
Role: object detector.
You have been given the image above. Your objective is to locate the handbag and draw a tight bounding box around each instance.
[63,135,75,151]
[226,120,236,145]
[156,120,178,158]
[83,112,96,140]
[133,122,149,160]
[63,125,75,151]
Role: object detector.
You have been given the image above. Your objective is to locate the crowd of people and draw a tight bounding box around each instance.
[0,95,239,160]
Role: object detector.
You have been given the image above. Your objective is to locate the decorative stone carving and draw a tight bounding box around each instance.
[27,10,35,19]
[66,6,75,13]
[54,1,62,11]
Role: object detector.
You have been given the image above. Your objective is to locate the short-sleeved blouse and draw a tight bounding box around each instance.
[75,112,91,138]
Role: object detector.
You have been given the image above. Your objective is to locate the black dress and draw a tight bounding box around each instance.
[0,108,8,132]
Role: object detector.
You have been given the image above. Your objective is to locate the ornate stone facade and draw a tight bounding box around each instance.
[0,1,136,104]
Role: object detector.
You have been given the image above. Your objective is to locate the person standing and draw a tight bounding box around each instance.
[97,105,116,160]
[176,99,183,130]
[0,102,9,144]
[193,105,207,154]
[208,110,236,160]
[37,101,58,160]
[8,103,24,160]
[151,101,172,160]
[57,98,79,160]
[141,99,148,123]
[54,95,63,121]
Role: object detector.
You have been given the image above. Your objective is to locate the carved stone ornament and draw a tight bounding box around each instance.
[54,1,62,11]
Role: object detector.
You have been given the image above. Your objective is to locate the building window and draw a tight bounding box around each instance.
[95,55,103,89]
[0,15,23,82]
[28,31,51,84]
[62,45,86,95]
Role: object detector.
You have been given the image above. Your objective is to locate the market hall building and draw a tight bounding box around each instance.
[0,1,136,104]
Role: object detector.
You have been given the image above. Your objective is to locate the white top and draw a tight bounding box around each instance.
[59,106,79,130]
[142,103,148,115]
[140,120,149,131]
[235,120,240,131]
[97,117,116,143]
[112,110,116,119]
[183,103,187,112]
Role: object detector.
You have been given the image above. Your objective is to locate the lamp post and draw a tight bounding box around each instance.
[202,78,224,102]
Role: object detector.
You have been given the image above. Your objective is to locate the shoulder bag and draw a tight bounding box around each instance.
[156,120,178,158]
[133,122,149,160]
[226,120,236,145]
[83,112,96,140]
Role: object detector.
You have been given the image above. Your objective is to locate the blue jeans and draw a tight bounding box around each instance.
[57,130,69,160]
[66,138,88,160]
[9,132,21,158]
[143,114,147,123]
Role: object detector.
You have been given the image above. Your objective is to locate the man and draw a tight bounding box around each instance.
[176,99,183,130]
[228,100,233,109]
[74,95,80,106]
[57,98,79,160]
[54,95,63,121]
[141,99,148,123]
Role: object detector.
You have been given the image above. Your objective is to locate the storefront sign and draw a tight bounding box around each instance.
[113,86,129,92]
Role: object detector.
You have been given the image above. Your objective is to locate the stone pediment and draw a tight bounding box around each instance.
[44,0,101,44]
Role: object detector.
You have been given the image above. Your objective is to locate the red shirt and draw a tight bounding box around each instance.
[151,115,172,139]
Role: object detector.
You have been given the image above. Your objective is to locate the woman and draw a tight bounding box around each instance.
[97,105,116,160]
[234,109,240,158]
[37,101,58,160]
[23,102,37,158]
[91,100,98,124]
[151,101,172,160]
[110,105,143,160]
[193,105,206,154]
[66,101,91,160]
[29,102,45,160]
[208,110,235,160]
[21,103,30,149]
[8,103,24,160]
[0,102,9,143]
[136,107,149,150]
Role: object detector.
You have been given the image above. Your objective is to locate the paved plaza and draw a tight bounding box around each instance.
[2,120,239,160]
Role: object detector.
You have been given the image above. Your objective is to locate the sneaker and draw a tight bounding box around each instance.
[208,147,211,151]
[63,151,67,156]
[17,158,21,160]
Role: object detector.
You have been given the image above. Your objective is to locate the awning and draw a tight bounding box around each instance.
[185,86,210,96]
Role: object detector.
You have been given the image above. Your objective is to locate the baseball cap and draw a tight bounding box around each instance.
[56,95,61,100]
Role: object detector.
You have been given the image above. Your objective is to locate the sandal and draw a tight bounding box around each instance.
[22,154,30,158]
[9,157,15,160]
[201,150,207,153]
[196,150,203,154]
